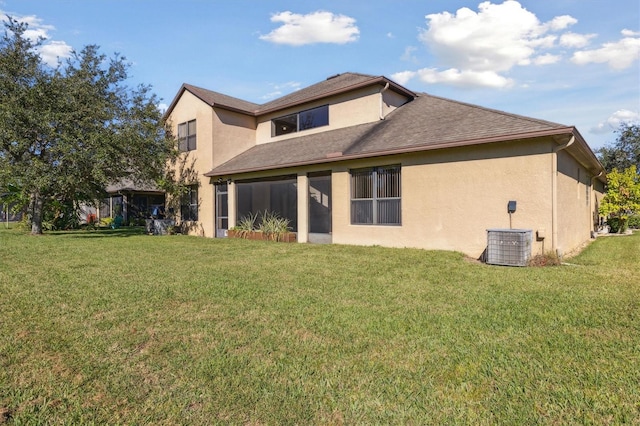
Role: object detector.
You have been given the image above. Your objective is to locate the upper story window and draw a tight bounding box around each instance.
[178,119,196,152]
[271,105,329,137]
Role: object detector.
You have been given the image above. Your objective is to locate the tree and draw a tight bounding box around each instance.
[0,17,174,234]
[599,166,640,233]
[597,123,640,173]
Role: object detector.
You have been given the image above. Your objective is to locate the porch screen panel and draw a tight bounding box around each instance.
[236,177,298,232]
[99,199,110,219]
[270,180,298,232]
[131,195,148,219]
[309,174,332,234]
[112,196,123,217]
[236,184,253,222]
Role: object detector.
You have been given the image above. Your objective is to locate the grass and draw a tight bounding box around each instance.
[1,227,639,424]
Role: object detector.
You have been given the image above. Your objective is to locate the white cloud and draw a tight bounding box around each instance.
[401,46,418,63]
[261,81,302,100]
[1,11,53,41]
[1,9,73,66]
[541,15,577,32]
[419,1,575,73]
[559,32,597,48]
[590,109,640,134]
[407,0,578,88]
[259,11,359,46]
[390,70,417,86]
[622,29,640,37]
[395,67,514,89]
[572,32,640,70]
[38,40,73,66]
[533,53,561,66]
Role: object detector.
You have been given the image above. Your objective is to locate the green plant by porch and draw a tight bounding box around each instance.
[230,210,294,242]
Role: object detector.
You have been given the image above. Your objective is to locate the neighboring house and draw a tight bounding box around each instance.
[80,179,166,225]
[0,202,23,222]
[164,72,606,259]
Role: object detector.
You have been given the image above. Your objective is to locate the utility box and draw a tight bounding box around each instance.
[486,229,533,266]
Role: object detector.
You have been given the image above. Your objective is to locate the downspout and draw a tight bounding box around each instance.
[379,82,390,120]
[551,136,575,255]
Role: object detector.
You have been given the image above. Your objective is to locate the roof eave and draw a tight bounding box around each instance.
[564,127,607,182]
[163,84,257,120]
[162,84,190,121]
[255,76,416,116]
[166,75,418,120]
[204,127,580,178]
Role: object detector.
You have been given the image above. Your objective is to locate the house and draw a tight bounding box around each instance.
[80,179,166,226]
[164,72,606,259]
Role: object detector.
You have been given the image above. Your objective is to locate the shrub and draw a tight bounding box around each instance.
[628,214,640,229]
[232,211,292,241]
[234,212,259,238]
[528,251,562,267]
[100,217,114,228]
[607,217,625,233]
[257,211,291,241]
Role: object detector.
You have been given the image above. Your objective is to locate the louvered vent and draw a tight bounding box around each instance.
[486,229,532,267]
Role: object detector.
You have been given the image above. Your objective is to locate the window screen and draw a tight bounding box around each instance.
[350,166,401,225]
[178,119,196,151]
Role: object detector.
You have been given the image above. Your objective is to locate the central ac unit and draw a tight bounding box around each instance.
[486,229,532,266]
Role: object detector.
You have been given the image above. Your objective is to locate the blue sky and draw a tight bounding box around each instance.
[1,0,639,150]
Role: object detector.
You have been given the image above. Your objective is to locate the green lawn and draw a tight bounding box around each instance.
[1,228,638,424]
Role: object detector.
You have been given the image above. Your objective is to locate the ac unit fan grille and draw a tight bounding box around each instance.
[486,229,532,267]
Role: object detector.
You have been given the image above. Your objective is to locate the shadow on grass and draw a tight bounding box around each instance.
[49,227,149,238]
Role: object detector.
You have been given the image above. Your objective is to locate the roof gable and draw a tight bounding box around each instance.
[164,73,416,119]
[164,84,261,117]
[255,73,415,114]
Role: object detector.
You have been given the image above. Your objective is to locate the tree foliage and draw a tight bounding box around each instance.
[597,123,640,173]
[0,17,174,233]
[599,166,640,233]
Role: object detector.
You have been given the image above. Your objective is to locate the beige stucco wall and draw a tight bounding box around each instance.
[255,86,408,144]
[168,87,602,257]
[556,149,596,256]
[166,91,215,236]
[382,89,409,116]
[217,137,601,260]
[330,139,555,258]
[212,109,256,167]
[167,91,258,237]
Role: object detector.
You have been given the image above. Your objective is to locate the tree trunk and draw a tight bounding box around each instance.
[30,191,44,234]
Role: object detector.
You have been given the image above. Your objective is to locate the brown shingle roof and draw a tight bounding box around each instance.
[255,72,415,114]
[205,93,574,176]
[180,84,261,113]
[165,73,416,117]
[106,179,163,193]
